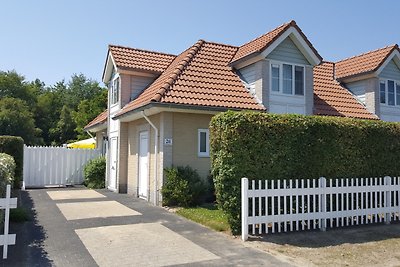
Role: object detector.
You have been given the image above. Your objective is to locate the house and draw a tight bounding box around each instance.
[85,20,399,205]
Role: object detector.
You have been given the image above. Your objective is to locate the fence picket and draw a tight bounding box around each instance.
[242,175,400,240]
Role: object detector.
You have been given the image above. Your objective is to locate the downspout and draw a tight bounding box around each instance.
[86,130,94,139]
[141,111,159,206]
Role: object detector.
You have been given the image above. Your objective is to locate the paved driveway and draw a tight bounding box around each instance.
[6,188,292,266]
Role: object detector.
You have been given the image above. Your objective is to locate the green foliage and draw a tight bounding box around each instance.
[210,111,400,234]
[0,136,24,188]
[176,203,230,232]
[83,156,106,188]
[162,166,206,207]
[10,207,30,222]
[0,153,16,194]
[0,97,42,145]
[0,70,107,146]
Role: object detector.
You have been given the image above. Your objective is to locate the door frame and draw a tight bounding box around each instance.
[108,136,118,191]
[138,130,150,199]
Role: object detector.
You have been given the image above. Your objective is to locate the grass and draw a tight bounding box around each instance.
[176,203,230,232]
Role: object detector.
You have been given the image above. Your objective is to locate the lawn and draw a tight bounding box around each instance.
[176,203,230,233]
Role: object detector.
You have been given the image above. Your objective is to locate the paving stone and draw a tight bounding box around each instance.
[47,189,106,200]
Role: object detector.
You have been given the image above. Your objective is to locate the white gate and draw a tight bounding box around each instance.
[23,145,101,188]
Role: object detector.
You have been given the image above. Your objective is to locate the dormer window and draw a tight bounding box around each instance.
[380,79,400,106]
[110,76,120,105]
[270,62,305,96]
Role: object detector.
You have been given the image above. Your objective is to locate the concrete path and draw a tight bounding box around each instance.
[5,187,293,267]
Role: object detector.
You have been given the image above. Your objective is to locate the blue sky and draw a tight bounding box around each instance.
[1,0,399,86]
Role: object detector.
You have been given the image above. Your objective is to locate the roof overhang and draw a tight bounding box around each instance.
[232,26,322,69]
[113,102,263,123]
[84,122,107,133]
[102,50,117,84]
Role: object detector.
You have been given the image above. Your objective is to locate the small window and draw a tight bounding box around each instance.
[271,64,280,92]
[396,82,400,106]
[198,129,209,157]
[294,66,304,95]
[282,64,293,94]
[380,81,386,104]
[110,77,120,105]
[388,80,395,106]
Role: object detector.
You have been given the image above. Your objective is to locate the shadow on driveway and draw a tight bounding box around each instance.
[2,190,52,266]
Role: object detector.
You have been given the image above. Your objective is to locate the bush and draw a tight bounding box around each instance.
[162,166,205,207]
[0,153,16,196]
[10,207,30,222]
[0,136,24,188]
[210,111,400,234]
[83,156,106,188]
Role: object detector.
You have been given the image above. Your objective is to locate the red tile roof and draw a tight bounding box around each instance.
[109,45,176,73]
[335,45,399,79]
[314,62,377,119]
[84,109,108,130]
[230,20,322,64]
[116,40,264,117]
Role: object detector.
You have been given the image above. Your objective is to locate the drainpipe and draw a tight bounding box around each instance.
[86,130,94,139]
[141,111,158,206]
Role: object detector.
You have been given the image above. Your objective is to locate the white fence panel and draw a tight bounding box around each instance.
[23,146,101,188]
[242,176,400,241]
[0,185,17,259]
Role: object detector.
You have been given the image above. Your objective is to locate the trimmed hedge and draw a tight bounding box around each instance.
[210,111,400,234]
[83,156,106,189]
[0,136,24,188]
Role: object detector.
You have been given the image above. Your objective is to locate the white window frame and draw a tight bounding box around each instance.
[270,61,306,97]
[109,74,120,106]
[198,129,210,158]
[380,79,400,107]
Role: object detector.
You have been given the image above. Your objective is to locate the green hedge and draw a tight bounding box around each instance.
[83,156,106,189]
[210,111,400,234]
[0,136,24,188]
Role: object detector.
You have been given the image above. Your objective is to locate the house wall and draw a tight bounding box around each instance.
[380,59,400,80]
[130,76,155,100]
[267,37,309,65]
[379,60,400,121]
[346,80,367,105]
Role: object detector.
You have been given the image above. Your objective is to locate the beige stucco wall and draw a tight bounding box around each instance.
[125,111,214,206]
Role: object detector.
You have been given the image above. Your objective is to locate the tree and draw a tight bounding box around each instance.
[73,90,107,140]
[49,105,77,145]
[0,71,37,108]
[0,97,42,145]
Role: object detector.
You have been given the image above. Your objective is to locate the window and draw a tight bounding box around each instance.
[271,62,305,96]
[110,77,120,105]
[271,64,280,92]
[198,129,209,157]
[283,64,293,94]
[380,79,400,106]
[380,81,386,104]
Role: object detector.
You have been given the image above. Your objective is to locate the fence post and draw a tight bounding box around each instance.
[241,177,249,241]
[319,177,326,231]
[384,176,391,224]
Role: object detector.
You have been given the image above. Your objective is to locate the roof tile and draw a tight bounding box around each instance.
[313,62,377,119]
[335,45,398,79]
[84,109,108,130]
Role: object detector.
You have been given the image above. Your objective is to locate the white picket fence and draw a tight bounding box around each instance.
[23,145,101,188]
[241,176,400,241]
[1,185,17,259]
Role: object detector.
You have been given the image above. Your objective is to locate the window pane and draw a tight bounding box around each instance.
[397,83,400,106]
[294,66,304,95]
[271,64,280,92]
[199,132,207,153]
[388,80,395,106]
[380,81,386,104]
[283,64,292,94]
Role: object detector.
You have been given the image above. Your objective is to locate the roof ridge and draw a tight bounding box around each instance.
[335,44,397,64]
[109,44,176,57]
[151,40,205,102]
[202,40,238,48]
[237,20,294,49]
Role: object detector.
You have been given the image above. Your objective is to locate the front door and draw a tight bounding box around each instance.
[108,137,118,190]
[138,131,149,198]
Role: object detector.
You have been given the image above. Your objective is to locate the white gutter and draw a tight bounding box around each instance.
[141,111,159,205]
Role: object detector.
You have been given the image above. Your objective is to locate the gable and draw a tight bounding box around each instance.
[267,37,310,65]
[379,59,400,80]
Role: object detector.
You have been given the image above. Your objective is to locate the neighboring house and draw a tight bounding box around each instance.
[85,20,399,206]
